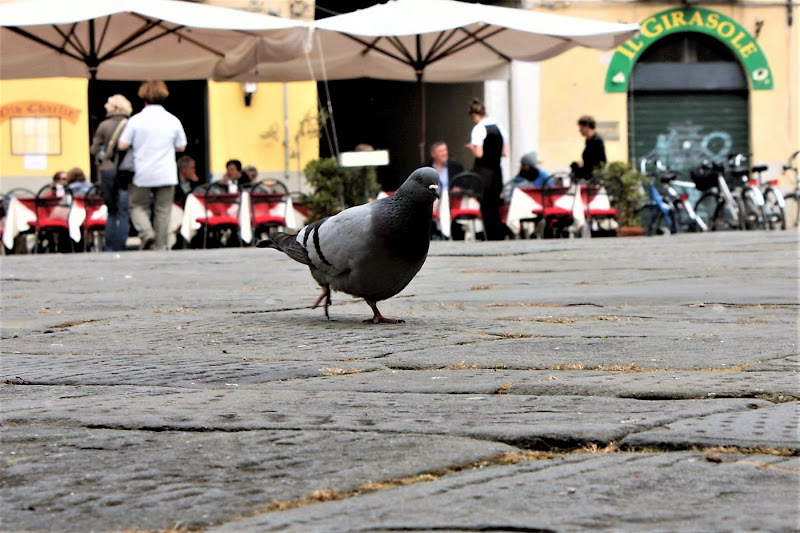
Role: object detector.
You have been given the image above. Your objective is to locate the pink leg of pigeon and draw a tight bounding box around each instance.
[365,300,405,324]
[312,284,332,318]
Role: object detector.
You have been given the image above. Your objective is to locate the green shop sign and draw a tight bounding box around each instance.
[605,7,773,92]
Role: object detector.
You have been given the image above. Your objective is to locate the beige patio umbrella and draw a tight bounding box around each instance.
[0,0,311,131]
[229,0,639,160]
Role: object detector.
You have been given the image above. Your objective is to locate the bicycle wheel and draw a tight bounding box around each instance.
[741,189,766,230]
[639,204,667,236]
[782,191,799,229]
[694,192,720,230]
[695,192,740,231]
[763,188,786,230]
[676,200,703,232]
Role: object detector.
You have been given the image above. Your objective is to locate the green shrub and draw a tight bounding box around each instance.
[595,161,648,227]
[299,158,380,222]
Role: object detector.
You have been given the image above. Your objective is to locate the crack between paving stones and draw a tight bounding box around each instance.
[351,526,557,532]
[684,302,799,308]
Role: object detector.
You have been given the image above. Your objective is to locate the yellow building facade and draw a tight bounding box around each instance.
[0,77,319,192]
[531,0,797,185]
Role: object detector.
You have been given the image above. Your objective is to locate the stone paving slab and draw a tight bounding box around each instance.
[1,425,514,532]
[0,353,384,387]
[4,353,796,400]
[264,368,799,401]
[380,333,797,371]
[212,452,800,533]
[621,401,800,450]
[0,385,773,448]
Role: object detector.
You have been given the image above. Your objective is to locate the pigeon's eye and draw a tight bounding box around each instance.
[416,176,423,183]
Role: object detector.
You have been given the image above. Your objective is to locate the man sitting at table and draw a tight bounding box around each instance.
[428,141,464,192]
[174,155,203,207]
[502,151,552,203]
[427,141,464,240]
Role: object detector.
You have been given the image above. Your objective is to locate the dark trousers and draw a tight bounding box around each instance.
[476,166,505,241]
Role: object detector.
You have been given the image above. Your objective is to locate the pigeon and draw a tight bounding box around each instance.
[257,167,440,323]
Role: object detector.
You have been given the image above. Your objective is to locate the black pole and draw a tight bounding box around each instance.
[87,18,100,182]
[417,69,425,165]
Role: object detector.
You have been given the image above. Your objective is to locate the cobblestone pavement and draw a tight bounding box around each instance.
[1,231,798,532]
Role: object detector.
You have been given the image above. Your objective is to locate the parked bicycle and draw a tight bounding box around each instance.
[692,160,743,231]
[727,153,767,230]
[781,150,800,229]
[638,157,706,235]
[752,163,786,230]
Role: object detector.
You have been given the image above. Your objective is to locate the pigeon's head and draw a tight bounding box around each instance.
[399,167,440,201]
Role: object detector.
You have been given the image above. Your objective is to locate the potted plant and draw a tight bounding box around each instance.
[299,157,380,222]
[595,161,648,235]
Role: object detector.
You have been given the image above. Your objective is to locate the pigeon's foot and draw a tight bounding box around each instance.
[365,300,404,324]
[364,314,405,324]
[312,285,332,319]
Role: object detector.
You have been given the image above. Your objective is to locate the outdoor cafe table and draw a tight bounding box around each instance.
[180,191,298,245]
[504,184,587,237]
[2,194,86,250]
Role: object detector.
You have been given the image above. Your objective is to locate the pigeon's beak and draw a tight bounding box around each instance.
[429,183,440,199]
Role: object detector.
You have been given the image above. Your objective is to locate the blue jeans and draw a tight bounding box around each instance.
[101,170,130,251]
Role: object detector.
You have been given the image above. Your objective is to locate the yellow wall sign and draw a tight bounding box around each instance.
[605,7,774,92]
[0,100,82,124]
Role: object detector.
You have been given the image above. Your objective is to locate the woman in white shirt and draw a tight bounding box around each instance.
[118,80,187,251]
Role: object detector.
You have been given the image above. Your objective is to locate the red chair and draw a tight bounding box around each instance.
[82,187,107,252]
[197,184,242,248]
[449,171,485,240]
[581,184,618,237]
[248,179,289,242]
[540,186,574,239]
[30,185,73,253]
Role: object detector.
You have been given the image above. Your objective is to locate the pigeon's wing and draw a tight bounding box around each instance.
[305,202,376,276]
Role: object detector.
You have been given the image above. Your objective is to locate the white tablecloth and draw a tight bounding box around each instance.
[505,187,544,236]
[3,197,36,249]
[69,198,108,240]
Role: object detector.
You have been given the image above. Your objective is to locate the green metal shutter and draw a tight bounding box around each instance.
[628,92,749,178]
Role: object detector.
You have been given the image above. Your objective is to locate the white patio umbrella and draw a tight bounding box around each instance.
[0,0,311,131]
[229,0,640,160]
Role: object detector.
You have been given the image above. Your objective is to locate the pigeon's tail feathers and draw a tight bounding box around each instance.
[257,232,312,266]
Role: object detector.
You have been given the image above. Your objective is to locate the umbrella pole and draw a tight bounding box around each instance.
[417,70,425,165]
[88,69,98,137]
[87,19,99,138]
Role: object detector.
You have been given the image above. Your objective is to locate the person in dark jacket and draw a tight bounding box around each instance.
[90,94,133,251]
[428,140,464,192]
[428,140,464,239]
[571,115,607,181]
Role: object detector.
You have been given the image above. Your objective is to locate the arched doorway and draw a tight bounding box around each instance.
[628,31,749,177]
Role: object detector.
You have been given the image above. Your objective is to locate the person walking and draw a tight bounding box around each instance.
[464,98,508,240]
[90,94,132,251]
[118,80,187,251]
